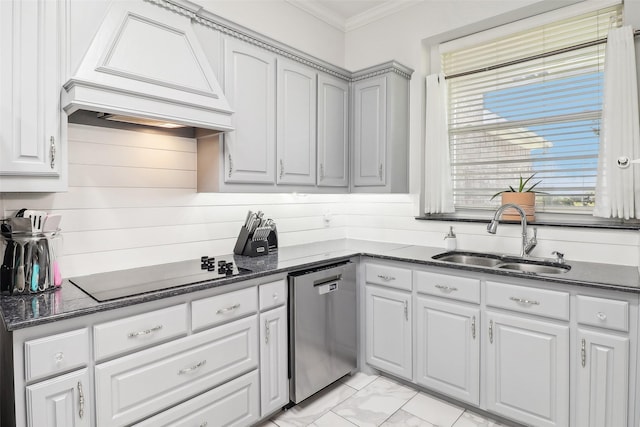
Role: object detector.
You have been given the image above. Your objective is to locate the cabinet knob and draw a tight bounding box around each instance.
[273,292,279,300]
[54,352,64,363]
[596,311,607,321]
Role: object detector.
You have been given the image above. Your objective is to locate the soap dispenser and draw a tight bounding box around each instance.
[444,226,457,250]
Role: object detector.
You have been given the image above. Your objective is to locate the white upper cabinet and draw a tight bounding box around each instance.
[317,74,349,187]
[351,63,411,193]
[0,0,66,192]
[276,58,317,185]
[223,37,276,184]
[353,76,387,187]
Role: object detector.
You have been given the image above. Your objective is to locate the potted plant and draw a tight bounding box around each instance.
[490,173,543,221]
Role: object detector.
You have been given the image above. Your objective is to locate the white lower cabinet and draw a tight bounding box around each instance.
[415,296,480,405]
[133,370,260,427]
[260,305,289,416]
[485,311,569,427]
[575,327,629,427]
[95,315,258,426]
[365,284,412,380]
[25,368,91,427]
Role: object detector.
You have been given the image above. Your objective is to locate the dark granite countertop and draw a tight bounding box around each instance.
[1,239,638,331]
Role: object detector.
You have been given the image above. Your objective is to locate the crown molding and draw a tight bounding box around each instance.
[345,0,422,32]
[284,0,346,32]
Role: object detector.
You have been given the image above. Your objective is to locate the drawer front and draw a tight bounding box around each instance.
[25,328,89,382]
[486,281,570,321]
[94,304,188,361]
[577,295,629,332]
[415,270,480,304]
[95,315,258,427]
[365,263,412,291]
[133,370,260,427]
[259,279,286,311]
[192,286,257,331]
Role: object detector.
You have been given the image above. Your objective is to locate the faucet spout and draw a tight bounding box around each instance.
[487,203,533,257]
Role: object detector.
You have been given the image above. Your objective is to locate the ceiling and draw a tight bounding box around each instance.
[285,0,421,32]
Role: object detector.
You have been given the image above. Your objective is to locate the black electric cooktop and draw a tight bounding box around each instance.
[70,256,251,302]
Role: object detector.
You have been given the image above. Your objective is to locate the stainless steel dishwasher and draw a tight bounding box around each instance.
[288,261,357,404]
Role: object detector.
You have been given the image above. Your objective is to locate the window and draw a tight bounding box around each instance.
[442,5,622,214]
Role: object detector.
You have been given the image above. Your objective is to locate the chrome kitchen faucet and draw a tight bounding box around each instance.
[487,203,537,257]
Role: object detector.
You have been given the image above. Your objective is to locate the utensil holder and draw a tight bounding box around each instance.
[0,230,62,295]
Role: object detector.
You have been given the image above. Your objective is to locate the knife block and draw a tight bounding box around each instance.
[233,225,278,257]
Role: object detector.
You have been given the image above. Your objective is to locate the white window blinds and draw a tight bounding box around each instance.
[442,5,622,213]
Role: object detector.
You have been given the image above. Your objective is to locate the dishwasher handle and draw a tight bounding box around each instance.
[314,275,342,295]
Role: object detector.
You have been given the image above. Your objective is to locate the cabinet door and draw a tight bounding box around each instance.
[0,0,64,190]
[575,329,629,427]
[260,305,289,416]
[485,311,569,427]
[353,76,386,187]
[223,37,275,184]
[317,73,349,187]
[26,368,91,427]
[365,285,412,380]
[416,296,480,405]
[276,58,316,185]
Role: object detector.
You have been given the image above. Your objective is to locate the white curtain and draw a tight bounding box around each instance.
[594,26,640,219]
[424,73,454,213]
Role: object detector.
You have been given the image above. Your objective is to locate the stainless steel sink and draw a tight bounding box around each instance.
[435,253,502,268]
[432,251,570,275]
[497,262,570,274]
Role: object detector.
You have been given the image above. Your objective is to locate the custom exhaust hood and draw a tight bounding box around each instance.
[62,1,233,133]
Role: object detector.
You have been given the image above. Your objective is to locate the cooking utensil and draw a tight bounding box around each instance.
[43,214,62,232]
[8,217,32,233]
[1,240,16,294]
[50,239,62,287]
[30,241,40,292]
[15,240,26,292]
[24,210,47,233]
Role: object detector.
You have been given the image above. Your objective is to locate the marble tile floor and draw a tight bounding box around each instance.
[257,373,510,427]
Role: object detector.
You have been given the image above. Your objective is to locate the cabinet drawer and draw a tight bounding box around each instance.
[415,271,479,304]
[95,315,258,427]
[577,295,629,332]
[94,304,188,361]
[25,328,89,382]
[133,370,260,427]
[365,263,412,290]
[259,279,286,311]
[192,286,257,331]
[486,281,569,321]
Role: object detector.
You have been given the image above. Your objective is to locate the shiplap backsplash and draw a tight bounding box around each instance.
[1,123,638,278]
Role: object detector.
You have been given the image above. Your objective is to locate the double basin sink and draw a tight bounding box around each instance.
[432,251,571,275]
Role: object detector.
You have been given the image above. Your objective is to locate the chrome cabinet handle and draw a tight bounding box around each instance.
[510,296,540,306]
[280,159,284,179]
[128,325,163,338]
[489,320,493,344]
[377,274,395,281]
[265,319,270,344]
[596,311,607,321]
[49,136,56,169]
[178,360,207,375]
[378,163,383,180]
[404,300,408,321]
[435,284,458,292]
[217,303,240,315]
[228,153,233,177]
[319,163,325,180]
[471,316,476,339]
[199,422,208,427]
[581,338,586,367]
[77,381,84,419]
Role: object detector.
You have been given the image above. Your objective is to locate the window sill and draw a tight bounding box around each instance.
[417,211,640,230]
